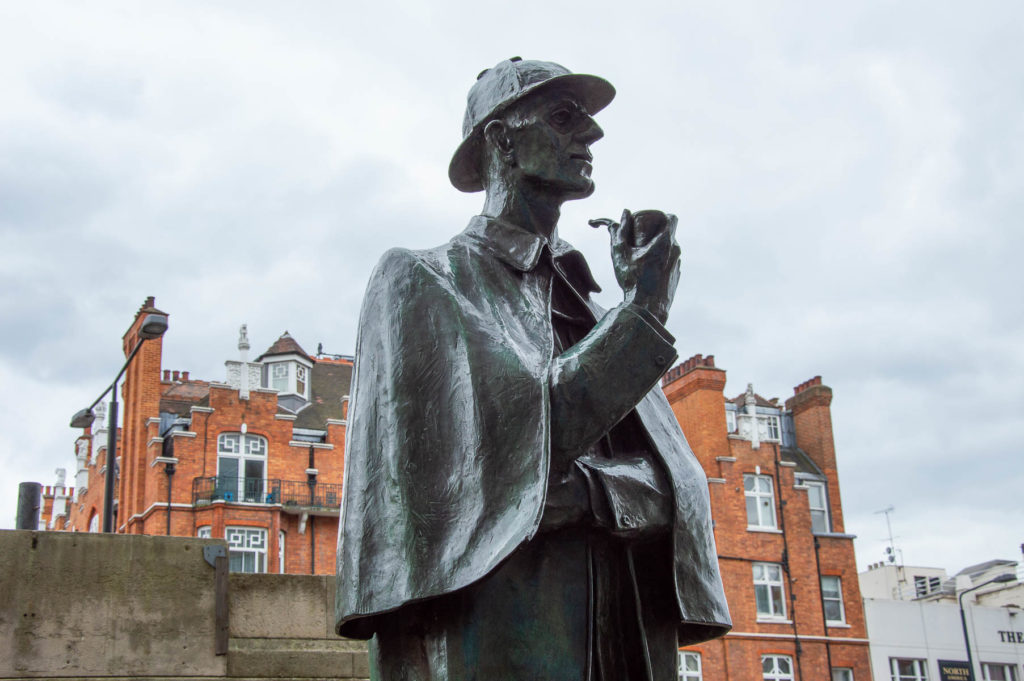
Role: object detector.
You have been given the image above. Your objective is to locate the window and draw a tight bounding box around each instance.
[266,360,310,398]
[890,658,928,681]
[745,474,777,529]
[678,651,701,680]
[983,663,1018,681]
[805,481,830,533]
[753,562,787,619]
[278,530,286,574]
[88,513,99,533]
[914,575,942,597]
[832,669,854,681]
[765,414,781,440]
[197,525,211,538]
[762,655,794,681]
[217,433,267,502]
[821,575,846,624]
[726,409,737,433]
[226,527,267,573]
[270,362,288,391]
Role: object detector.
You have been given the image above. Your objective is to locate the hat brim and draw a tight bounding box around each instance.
[448,73,616,193]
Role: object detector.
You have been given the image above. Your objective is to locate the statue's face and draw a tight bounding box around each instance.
[506,90,604,200]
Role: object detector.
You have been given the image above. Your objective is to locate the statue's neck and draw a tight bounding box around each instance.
[482,182,562,241]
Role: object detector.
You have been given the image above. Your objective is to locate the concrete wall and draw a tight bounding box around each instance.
[0,530,368,680]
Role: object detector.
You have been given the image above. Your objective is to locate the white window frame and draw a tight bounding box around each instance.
[725,408,737,433]
[832,669,854,681]
[762,654,794,681]
[821,575,846,624]
[753,562,787,620]
[805,480,831,533]
[678,651,702,680]
[217,433,268,502]
[278,530,286,574]
[89,514,99,533]
[890,658,928,681]
[744,473,777,529]
[982,662,1018,681]
[266,360,311,399]
[226,526,267,573]
[764,414,781,441]
[197,525,211,538]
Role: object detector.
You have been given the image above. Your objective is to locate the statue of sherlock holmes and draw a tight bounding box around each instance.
[335,57,731,680]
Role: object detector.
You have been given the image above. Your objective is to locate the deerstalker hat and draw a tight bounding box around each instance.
[448,57,615,193]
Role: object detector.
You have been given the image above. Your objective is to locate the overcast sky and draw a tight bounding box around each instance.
[2,1,1021,576]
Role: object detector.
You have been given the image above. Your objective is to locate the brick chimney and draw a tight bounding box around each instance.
[661,354,730,470]
[118,296,168,531]
[785,376,845,531]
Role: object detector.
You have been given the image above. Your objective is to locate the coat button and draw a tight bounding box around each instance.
[655,355,666,365]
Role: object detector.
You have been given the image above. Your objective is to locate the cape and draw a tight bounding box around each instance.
[335,216,731,644]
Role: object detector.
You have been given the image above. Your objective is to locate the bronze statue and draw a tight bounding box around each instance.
[336,57,731,680]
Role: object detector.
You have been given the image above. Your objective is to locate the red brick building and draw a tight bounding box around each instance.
[665,354,872,681]
[43,298,870,679]
[45,297,350,575]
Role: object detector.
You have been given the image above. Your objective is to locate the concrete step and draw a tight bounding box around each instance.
[228,638,369,679]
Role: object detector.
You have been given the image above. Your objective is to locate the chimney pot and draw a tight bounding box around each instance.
[172,370,180,381]
[182,371,189,381]
[163,370,170,381]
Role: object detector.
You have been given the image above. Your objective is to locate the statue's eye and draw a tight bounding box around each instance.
[550,108,573,127]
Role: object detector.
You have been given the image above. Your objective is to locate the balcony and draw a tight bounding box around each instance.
[191,476,341,515]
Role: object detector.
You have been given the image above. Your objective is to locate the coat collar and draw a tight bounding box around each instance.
[463,215,602,294]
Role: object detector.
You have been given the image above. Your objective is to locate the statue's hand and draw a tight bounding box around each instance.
[591,209,681,325]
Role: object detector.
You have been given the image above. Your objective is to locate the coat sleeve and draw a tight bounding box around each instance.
[548,302,678,454]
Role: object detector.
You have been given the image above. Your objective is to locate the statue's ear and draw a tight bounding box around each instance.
[484,120,513,157]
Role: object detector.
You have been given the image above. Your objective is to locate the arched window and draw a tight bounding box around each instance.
[88,512,99,533]
[216,433,268,503]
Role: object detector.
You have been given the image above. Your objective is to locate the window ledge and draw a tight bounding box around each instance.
[756,617,792,624]
[747,527,783,534]
[813,531,857,540]
[826,622,850,628]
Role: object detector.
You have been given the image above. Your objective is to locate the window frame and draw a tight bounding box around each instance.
[753,562,788,620]
[762,654,794,681]
[821,575,847,625]
[804,479,831,533]
[744,473,778,530]
[726,408,737,434]
[197,525,211,538]
[764,414,781,441]
[982,662,1018,681]
[832,668,854,681]
[216,433,268,503]
[225,526,267,573]
[889,657,928,681]
[678,651,702,681]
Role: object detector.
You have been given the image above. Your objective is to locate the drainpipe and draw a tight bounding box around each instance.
[307,444,316,574]
[773,444,803,681]
[813,536,834,673]
[164,461,176,535]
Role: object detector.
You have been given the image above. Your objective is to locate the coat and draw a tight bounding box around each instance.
[335,215,731,646]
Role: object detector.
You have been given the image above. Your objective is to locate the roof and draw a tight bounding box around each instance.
[159,380,211,415]
[257,331,311,362]
[780,447,824,477]
[729,392,780,409]
[955,559,1017,578]
[293,358,353,430]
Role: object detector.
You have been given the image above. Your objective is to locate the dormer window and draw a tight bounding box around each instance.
[265,360,310,400]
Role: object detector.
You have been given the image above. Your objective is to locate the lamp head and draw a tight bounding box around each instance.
[70,408,95,429]
[991,573,1017,584]
[137,313,168,341]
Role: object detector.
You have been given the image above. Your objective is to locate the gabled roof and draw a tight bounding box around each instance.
[257,331,311,362]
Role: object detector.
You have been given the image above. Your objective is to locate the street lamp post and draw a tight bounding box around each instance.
[70,313,168,533]
[958,572,1017,680]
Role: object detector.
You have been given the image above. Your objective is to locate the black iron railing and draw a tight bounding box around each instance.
[191,476,342,510]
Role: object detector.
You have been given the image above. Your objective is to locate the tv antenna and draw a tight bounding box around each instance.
[874,505,900,565]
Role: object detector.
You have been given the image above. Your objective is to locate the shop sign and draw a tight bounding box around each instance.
[997,630,1024,644]
[937,660,972,681]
